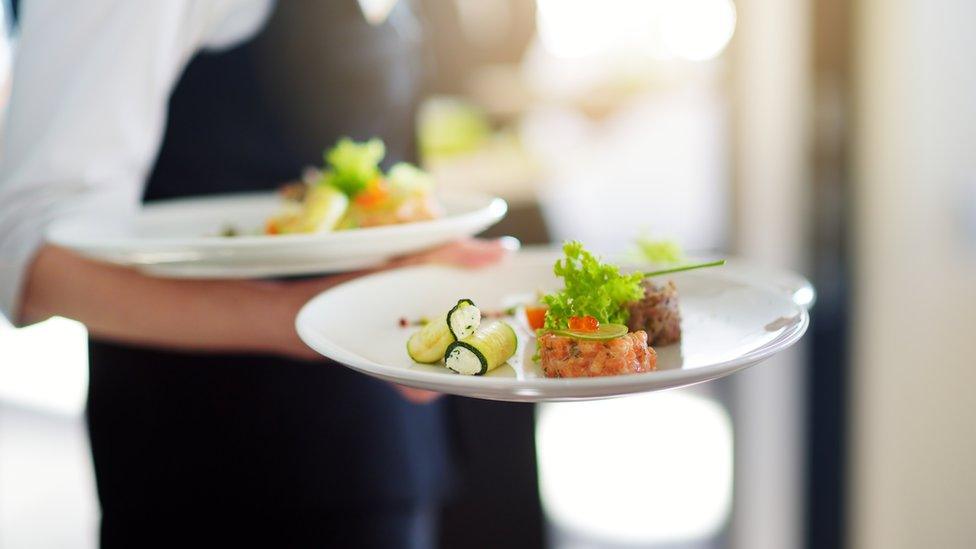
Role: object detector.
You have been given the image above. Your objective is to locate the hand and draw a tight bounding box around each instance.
[388,236,519,269]
[391,385,442,404]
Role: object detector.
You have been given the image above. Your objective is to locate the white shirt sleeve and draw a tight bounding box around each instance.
[0,0,270,323]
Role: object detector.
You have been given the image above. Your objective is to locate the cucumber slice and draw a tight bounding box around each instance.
[445,321,518,375]
[551,323,628,340]
[406,299,480,363]
[272,185,349,234]
[305,184,349,233]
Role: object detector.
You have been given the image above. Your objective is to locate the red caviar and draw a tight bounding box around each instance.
[568,315,599,332]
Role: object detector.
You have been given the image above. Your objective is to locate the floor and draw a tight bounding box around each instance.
[0,403,98,549]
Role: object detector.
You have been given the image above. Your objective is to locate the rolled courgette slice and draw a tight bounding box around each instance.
[406,299,480,363]
[445,321,518,376]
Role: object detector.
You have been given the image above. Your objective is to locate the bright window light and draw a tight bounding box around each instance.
[356,0,399,25]
[536,0,736,61]
[537,0,661,59]
[661,0,737,61]
[0,317,89,416]
[536,392,733,545]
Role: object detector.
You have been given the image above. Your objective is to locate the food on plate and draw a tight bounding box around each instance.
[539,241,724,338]
[265,183,349,235]
[400,241,723,379]
[535,243,655,378]
[537,310,657,378]
[264,137,443,235]
[339,162,442,229]
[538,329,656,378]
[406,299,481,363]
[445,321,518,375]
[540,241,646,332]
[552,317,627,339]
[532,241,724,378]
[523,305,548,331]
[626,279,682,346]
[404,300,517,375]
[399,306,513,328]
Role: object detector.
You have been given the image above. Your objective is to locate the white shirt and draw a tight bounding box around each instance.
[0,0,273,321]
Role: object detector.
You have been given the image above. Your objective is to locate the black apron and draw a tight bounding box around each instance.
[86,1,453,545]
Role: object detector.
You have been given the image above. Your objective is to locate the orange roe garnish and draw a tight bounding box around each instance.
[568,315,599,332]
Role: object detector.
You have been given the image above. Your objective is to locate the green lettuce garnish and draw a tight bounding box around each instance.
[324,137,385,197]
[542,241,645,330]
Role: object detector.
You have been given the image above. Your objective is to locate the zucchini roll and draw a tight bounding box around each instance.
[407,299,481,363]
[445,321,518,375]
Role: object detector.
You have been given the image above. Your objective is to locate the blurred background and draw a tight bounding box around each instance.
[1,0,974,548]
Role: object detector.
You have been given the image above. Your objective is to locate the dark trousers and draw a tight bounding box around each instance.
[87,341,453,549]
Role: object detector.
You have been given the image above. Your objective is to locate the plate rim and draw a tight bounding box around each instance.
[46,189,507,253]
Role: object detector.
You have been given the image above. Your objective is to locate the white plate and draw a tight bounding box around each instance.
[46,190,507,278]
[296,250,812,402]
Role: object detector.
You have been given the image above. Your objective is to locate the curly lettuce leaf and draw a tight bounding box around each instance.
[324,138,385,197]
[542,241,645,330]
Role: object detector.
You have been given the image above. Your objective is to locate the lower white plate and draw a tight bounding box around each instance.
[296,250,812,402]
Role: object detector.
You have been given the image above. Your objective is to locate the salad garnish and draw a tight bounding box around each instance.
[264,137,442,235]
[542,241,645,331]
[541,241,726,331]
[321,137,385,197]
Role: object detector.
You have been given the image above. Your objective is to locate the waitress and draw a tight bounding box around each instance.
[0,0,507,547]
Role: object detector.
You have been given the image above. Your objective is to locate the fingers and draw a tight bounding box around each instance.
[392,384,443,404]
[391,236,520,269]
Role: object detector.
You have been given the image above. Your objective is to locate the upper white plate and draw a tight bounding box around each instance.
[46,190,507,278]
[296,250,812,402]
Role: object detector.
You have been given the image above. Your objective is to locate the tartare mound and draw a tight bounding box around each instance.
[538,331,657,378]
[627,280,682,346]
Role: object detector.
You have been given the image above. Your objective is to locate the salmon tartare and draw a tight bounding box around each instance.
[538,330,657,378]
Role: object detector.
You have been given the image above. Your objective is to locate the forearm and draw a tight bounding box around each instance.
[17,238,508,359]
[20,245,332,357]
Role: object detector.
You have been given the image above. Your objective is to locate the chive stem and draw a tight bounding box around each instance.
[643,259,726,278]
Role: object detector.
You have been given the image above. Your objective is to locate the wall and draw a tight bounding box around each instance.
[852,0,976,547]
